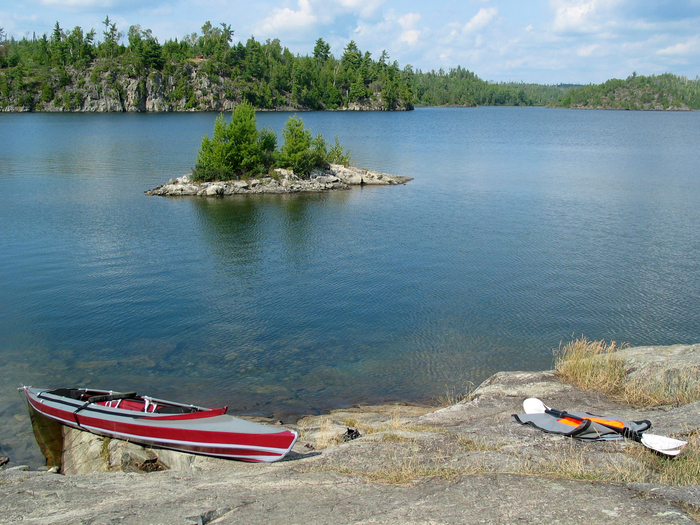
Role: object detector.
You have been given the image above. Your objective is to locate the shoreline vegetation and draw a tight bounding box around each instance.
[2,20,698,113]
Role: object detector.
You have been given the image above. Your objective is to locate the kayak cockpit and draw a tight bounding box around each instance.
[44,388,213,415]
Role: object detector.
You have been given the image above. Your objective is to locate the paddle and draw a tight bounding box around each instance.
[523,398,687,456]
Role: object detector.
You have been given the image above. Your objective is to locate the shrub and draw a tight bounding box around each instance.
[277,114,313,175]
[193,105,351,181]
[327,136,351,166]
[192,101,276,181]
[40,83,54,103]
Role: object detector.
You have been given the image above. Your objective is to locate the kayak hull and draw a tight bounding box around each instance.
[23,387,298,463]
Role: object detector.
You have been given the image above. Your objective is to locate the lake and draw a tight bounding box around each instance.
[1,107,699,466]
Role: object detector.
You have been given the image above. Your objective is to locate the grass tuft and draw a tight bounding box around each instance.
[625,434,700,486]
[435,382,477,408]
[554,337,627,394]
[455,436,502,452]
[314,417,344,449]
[554,336,700,407]
[355,452,482,485]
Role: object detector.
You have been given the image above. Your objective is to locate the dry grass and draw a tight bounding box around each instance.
[554,336,700,407]
[340,412,442,436]
[553,337,700,489]
[499,440,700,487]
[296,421,311,442]
[624,369,700,408]
[435,382,477,408]
[683,504,700,523]
[625,434,700,486]
[524,443,614,482]
[379,433,414,443]
[554,337,627,394]
[455,436,502,452]
[314,417,344,449]
[340,452,485,485]
[500,441,650,484]
[302,432,700,488]
[342,417,360,429]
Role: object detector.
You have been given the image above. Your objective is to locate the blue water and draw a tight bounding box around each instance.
[1,107,699,465]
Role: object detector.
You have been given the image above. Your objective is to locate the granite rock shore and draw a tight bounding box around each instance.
[2,344,700,524]
[145,164,413,197]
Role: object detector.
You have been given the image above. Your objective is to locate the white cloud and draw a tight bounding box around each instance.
[577,43,598,56]
[335,0,386,20]
[254,0,317,38]
[252,0,389,40]
[462,7,498,34]
[37,0,117,8]
[551,0,597,32]
[657,36,700,56]
[548,0,628,34]
[398,12,420,29]
[399,29,420,46]
[397,12,421,46]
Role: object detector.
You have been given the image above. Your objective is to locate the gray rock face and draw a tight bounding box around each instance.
[145,164,413,196]
[0,62,413,113]
[617,343,700,379]
[60,426,210,475]
[2,345,699,524]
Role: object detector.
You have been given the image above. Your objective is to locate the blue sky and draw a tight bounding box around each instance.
[1,0,699,84]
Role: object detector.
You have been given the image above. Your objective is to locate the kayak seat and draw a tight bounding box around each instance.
[112,399,147,411]
[48,388,88,400]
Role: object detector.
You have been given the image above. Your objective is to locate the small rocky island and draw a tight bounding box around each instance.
[146,164,413,197]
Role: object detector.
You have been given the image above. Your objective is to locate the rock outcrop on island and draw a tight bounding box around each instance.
[145,164,413,196]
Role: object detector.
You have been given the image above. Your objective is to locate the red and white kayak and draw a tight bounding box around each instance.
[22,386,298,463]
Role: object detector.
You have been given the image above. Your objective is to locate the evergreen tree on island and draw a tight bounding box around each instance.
[193,102,350,182]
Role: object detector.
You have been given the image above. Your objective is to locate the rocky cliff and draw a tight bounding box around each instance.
[0,61,413,113]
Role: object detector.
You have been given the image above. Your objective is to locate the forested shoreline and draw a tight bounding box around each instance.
[0,19,697,112]
[0,19,566,112]
[550,72,700,110]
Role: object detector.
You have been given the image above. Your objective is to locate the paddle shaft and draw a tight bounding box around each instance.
[74,392,138,415]
[544,407,641,442]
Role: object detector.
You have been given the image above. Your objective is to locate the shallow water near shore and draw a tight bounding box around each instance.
[1,107,699,466]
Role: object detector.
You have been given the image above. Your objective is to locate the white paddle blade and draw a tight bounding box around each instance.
[523,398,547,414]
[656,448,683,457]
[640,433,688,453]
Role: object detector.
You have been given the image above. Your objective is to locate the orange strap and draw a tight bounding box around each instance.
[557,415,625,429]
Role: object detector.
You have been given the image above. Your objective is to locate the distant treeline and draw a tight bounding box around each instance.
[0,21,697,112]
[551,72,700,110]
[412,66,570,107]
[0,19,566,111]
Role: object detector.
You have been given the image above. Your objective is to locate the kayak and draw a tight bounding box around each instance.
[22,386,298,463]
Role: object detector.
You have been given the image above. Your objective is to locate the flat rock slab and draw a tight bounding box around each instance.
[0,468,694,524]
[3,345,699,524]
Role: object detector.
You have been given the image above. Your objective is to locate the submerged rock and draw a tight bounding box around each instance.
[145,164,413,196]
